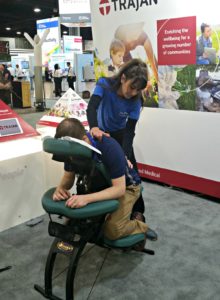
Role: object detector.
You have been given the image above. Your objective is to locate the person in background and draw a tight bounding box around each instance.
[86,58,157,240]
[108,39,125,75]
[53,118,156,249]
[0,64,12,105]
[45,66,52,82]
[66,62,75,90]
[196,23,213,65]
[15,64,23,80]
[52,63,63,97]
[7,64,15,81]
[0,64,11,81]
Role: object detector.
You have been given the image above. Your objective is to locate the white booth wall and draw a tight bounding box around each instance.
[135,109,220,197]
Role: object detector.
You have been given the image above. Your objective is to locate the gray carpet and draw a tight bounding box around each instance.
[0,182,219,300]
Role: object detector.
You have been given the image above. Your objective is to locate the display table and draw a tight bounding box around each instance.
[12,81,31,108]
[0,137,63,232]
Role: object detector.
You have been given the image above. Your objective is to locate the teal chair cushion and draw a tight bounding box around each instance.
[43,137,92,159]
[104,234,145,248]
[42,188,119,219]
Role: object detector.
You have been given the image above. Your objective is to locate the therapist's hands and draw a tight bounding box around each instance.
[127,159,133,169]
[90,127,110,141]
[53,187,71,201]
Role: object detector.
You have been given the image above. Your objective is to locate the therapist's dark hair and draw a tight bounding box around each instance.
[108,58,148,92]
[55,118,86,140]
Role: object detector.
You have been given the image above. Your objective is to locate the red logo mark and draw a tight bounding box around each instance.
[99,0,111,16]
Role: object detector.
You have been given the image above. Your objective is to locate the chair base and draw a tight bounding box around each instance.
[0,266,12,273]
[35,215,104,300]
[34,285,62,300]
[35,217,154,300]
[142,248,155,255]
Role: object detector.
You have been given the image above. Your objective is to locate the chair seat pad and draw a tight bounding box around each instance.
[42,188,119,219]
[104,233,145,248]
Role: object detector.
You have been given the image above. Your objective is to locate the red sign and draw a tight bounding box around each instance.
[0,100,39,142]
[157,16,196,65]
[99,0,111,15]
[74,37,82,43]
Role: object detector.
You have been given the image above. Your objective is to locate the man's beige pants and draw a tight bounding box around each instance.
[104,185,148,240]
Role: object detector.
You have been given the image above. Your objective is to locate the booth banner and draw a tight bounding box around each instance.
[37,17,61,66]
[59,0,91,23]
[0,100,39,142]
[63,35,83,54]
[90,0,220,113]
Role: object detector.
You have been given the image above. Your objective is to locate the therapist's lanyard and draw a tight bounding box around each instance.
[86,132,101,162]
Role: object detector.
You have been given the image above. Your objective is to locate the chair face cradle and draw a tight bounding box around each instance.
[34,138,152,300]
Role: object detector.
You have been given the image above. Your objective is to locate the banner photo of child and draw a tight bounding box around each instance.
[107,39,125,76]
[94,22,158,107]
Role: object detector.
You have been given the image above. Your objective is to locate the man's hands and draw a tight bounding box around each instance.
[90,127,110,141]
[66,195,89,208]
[53,187,71,201]
[53,188,89,208]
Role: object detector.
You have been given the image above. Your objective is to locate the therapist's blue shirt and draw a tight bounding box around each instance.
[93,77,142,132]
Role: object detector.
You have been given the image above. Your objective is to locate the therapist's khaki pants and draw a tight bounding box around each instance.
[104,185,148,240]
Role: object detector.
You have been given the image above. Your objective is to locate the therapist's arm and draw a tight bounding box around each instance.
[86,94,102,128]
[87,94,110,139]
[122,118,137,159]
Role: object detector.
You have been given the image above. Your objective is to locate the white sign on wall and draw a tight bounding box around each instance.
[59,0,91,23]
[63,35,83,54]
[37,17,61,66]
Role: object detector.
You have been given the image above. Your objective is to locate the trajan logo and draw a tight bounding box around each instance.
[99,0,111,15]
[99,0,158,15]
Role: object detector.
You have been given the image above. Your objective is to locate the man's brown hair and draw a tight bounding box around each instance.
[55,118,86,140]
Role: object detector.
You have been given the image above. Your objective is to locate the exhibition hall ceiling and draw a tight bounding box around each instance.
[0,0,59,38]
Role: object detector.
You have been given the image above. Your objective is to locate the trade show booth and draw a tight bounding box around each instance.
[90,0,220,198]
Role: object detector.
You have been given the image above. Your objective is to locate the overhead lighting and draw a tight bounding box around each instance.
[34,8,41,13]
[63,31,68,34]
[16,32,22,35]
[6,27,11,31]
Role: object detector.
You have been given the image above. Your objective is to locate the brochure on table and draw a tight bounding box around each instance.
[0,100,42,163]
[37,88,89,137]
[0,100,39,143]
